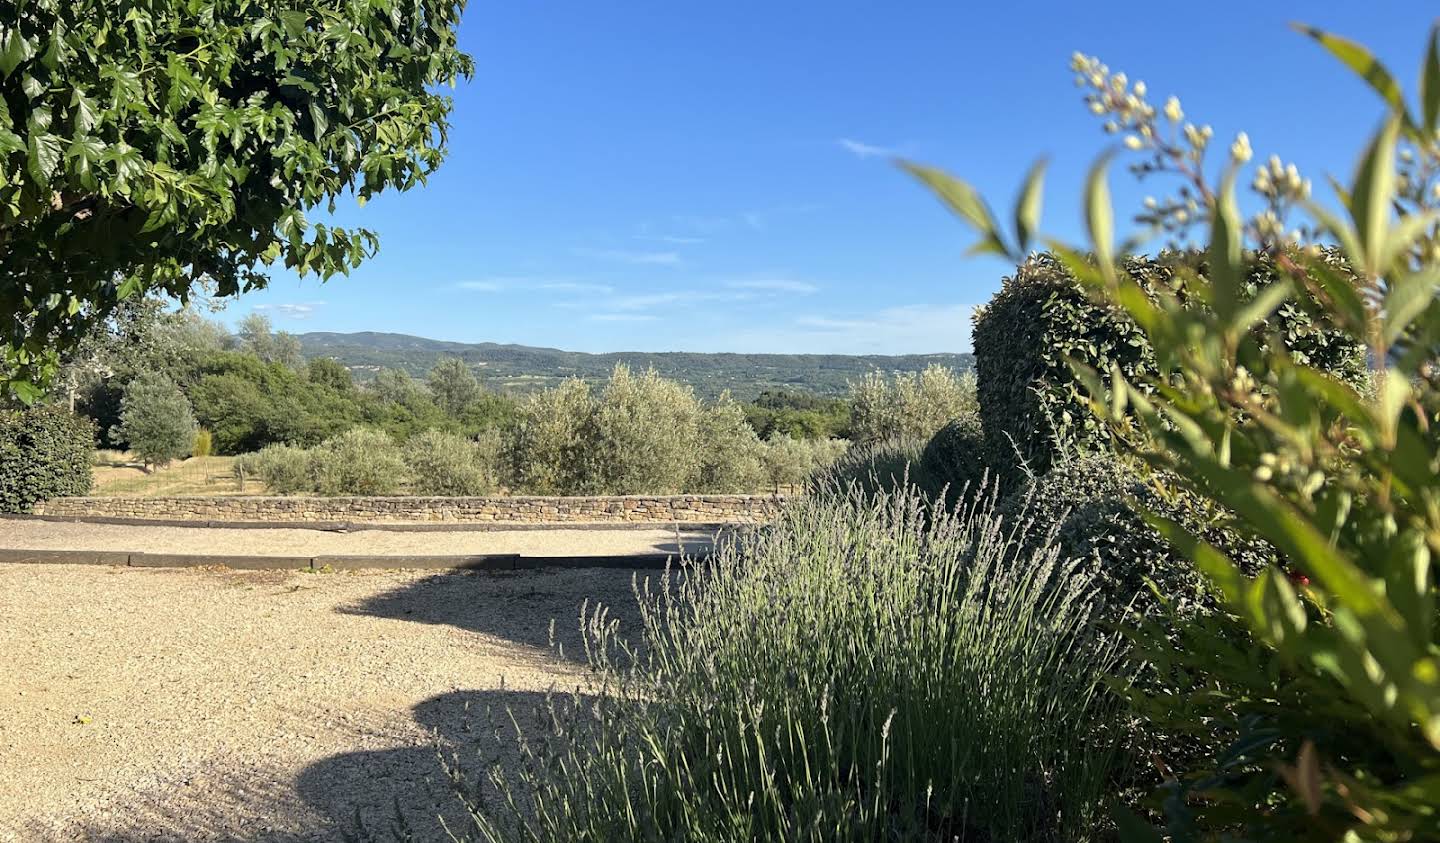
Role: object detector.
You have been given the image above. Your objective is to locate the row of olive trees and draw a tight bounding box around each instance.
[235,366,849,496]
[499,365,850,495]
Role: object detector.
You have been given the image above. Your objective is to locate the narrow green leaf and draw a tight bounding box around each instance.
[1208,168,1244,321]
[1350,116,1402,275]
[1083,152,1116,277]
[1424,24,1440,131]
[309,102,328,139]
[1383,266,1440,344]
[899,160,1011,258]
[1295,24,1418,133]
[1013,157,1047,255]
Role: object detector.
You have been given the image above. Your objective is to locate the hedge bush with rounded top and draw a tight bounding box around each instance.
[1000,453,1277,622]
[0,406,94,513]
[920,412,988,506]
[972,250,1368,487]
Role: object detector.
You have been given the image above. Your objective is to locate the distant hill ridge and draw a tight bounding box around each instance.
[296,331,973,400]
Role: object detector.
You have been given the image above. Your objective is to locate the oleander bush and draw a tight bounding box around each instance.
[453,483,1127,842]
[0,406,94,513]
[403,430,498,496]
[972,251,1368,487]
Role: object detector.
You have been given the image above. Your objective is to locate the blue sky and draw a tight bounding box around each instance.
[233,1,1435,354]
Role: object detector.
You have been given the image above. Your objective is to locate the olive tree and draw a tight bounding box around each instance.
[695,391,767,493]
[110,372,196,469]
[427,356,480,417]
[849,365,976,443]
[0,0,473,399]
[581,365,701,495]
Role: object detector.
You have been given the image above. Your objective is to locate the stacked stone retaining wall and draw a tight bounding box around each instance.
[33,494,785,524]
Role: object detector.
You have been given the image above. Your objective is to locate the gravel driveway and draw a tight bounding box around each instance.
[0,520,718,559]
[0,563,655,841]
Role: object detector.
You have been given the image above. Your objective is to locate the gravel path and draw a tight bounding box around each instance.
[0,563,655,841]
[0,520,718,558]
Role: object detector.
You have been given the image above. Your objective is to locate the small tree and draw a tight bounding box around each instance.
[849,365,976,443]
[762,433,815,492]
[110,373,196,470]
[582,366,701,495]
[696,392,768,493]
[428,357,481,417]
[506,379,593,494]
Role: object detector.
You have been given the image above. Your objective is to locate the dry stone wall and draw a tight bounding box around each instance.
[33,494,785,524]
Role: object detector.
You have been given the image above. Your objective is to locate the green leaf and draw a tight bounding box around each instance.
[1013,157,1047,255]
[71,89,100,134]
[898,160,1010,258]
[1383,266,1440,344]
[26,132,63,183]
[1208,167,1244,321]
[0,29,35,78]
[1295,24,1418,134]
[1424,24,1440,131]
[308,102,328,139]
[1083,152,1116,277]
[1350,115,1401,275]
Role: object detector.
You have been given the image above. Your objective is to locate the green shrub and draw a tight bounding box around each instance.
[505,378,592,494]
[309,428,407,496]
[403,430,495,496]
[810,436,933,500]
[192,428,213,459]
[919,411,988,506]
[694,392,767,493]
[455,484,1126,842]
[1001,455,1279,622]
[849,364,976,443]
[971,251,1368,486]
[0,406,94,513]
[237,443,313,494]
[581,365,701,495]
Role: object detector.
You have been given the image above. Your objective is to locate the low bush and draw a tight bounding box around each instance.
[403,430,497,496]
[453,483,1126,842]
[999,454,1277,623]
[0,406,94,513]
[919,411,987,507]
[811,436,932,500]
[309,428,407,496]
[236,443,313,494]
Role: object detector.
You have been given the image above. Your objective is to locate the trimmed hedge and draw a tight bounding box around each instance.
[972,250,1368,486]
[1000,453,1277,621]
[919,412,988,506]
[0,406,94,513]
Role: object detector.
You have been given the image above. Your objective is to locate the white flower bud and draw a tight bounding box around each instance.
[1231,132,1253,163]
[1134,80,1147,96]
[1163,96,1183,123]
[1123,135,1144,150]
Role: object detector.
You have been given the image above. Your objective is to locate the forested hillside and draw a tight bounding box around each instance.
[296,331,972,399]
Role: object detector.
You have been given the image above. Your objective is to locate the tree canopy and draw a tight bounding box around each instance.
[0,0,473,399]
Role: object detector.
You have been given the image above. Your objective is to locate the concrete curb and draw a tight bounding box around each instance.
[0,512,737,534]
[0,548,690,571]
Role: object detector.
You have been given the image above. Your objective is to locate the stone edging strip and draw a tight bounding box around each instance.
[0,512,735,533]
[0,548,689,570]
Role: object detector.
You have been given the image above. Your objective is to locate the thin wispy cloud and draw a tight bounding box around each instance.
[725,279,819,294]
[838,138,902,160]
[574,247,683,266]
[454,280,506,292]
[590,313,659,322]
[538,281,616,295]
[254,302,325,319]
[782,303,977,353]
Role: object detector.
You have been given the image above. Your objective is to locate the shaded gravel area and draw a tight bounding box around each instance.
[0,563,653,841]
[0,520,717,558]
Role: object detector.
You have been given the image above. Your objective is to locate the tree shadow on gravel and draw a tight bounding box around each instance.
[337,565,663,663]
[42,688,565,843]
